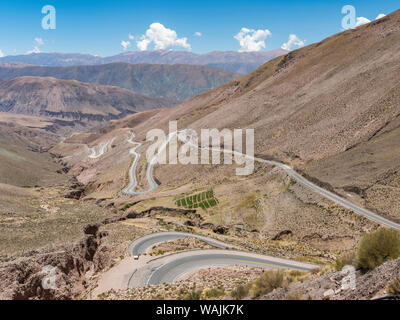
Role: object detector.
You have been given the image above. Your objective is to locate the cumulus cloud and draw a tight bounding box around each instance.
[121,40,131,51]
[0,49,4,58]
[136,23,191,51]
[234,27,271,52]
[355,13,386,28]
[194,32,202,37]
[128,33,134,40]
[281,34,306,51]
[355,16,371,27]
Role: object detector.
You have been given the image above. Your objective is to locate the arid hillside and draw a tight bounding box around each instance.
[0,76,174,122]
[102,9,400,221]
[0,63,240,102]
[54,10,400,261]
[2,11,400,301]
[120,10,400,162]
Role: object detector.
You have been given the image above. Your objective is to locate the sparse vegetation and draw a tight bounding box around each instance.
[230,284,250,300]
[251,270,287,298]
[237,193,259,210]
[183,289,202,300]
[387,274,400,295]
[335,251,356,271]
[286,291,306,300]
[202,287,225,299]
[123,204,132,210]
[357,228,400,270]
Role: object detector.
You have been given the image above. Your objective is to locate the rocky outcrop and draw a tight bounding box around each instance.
[0,225,111,300]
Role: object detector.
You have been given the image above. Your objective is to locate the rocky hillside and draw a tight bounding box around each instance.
[106,9,400,223]
[0,76,174,121]
[0,63,239,102]
[59,10,400,253]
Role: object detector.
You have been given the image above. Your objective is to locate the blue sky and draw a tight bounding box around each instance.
[0,0,398,56]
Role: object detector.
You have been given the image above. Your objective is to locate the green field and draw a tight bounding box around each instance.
[175,189,219,211]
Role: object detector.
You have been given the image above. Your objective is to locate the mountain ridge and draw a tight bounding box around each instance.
[0,76,174,122]
[0,49,288,74]
[0,63,240,102]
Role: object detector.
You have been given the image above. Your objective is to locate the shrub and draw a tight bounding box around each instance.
[183,290,202,300]
[202,287,225,299]
[335,252,356,271]
[230,284,249,300]
[387,274,400,295]
[123,204,132,210]
[251,270,286,298]
[286,291,305,300]
[357,228,400,270]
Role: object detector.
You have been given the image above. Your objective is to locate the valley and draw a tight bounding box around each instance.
[0,8,399,301]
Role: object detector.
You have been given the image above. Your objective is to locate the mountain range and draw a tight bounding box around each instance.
[0,62,240,102]
[1,8,400,301]
[0,49,288,74]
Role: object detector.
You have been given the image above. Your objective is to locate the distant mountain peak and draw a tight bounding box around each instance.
[0,49,288,74]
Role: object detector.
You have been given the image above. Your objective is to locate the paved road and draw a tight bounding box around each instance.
[129,231,234,256]
[179,130,400,230]
[124,232,317,287]
[121,128,400,230]
[146,249,317,285]
[89,138,115,159]
[267,162,400,230]
[123,131,168,195]
[94,232,316,294]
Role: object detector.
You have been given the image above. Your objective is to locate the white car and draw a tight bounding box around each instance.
[133,255,139,260]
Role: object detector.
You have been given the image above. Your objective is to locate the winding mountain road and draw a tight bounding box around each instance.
[145,249,316,285]
[178,130,400,230]
[93,231,317,294]
[129,231,234,256]
[88,138,115,159]
[122,129,400,230]
[123,131,174,195]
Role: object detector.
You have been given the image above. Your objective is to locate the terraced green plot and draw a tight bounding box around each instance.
[175,189,219,211]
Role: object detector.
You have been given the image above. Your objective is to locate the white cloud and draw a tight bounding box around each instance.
[128,33,134,40]
[34,37,44,46]
[27,37,44,54]
[354,13,385,28]
[0,49,4,58]
[234,27,271,52]
[136,22,191,51]
[27,46,41,54]
[121,40,131,51]
[281,34,306,51]
[194,32,202,37]
[355,16,371,27]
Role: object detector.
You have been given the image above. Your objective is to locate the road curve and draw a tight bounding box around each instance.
[129,231,234,256]
[125,232,317,287]
[179,130,400,230]
[123,131,167,195]
[146,249,317,285]
[88,138,115,159]
[122,129,400,230]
